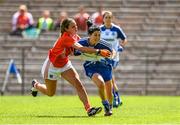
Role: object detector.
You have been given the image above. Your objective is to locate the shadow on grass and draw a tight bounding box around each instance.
[1,115,103,118]
[36,115,103,118]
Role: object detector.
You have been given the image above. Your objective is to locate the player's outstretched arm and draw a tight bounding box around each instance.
[72,42,112,58]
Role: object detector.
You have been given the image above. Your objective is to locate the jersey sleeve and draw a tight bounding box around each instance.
[117,27,127,40]
[27,13,34,25]
[74,38,89,56]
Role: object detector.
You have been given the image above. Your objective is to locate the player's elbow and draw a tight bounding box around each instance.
[123,39,128,44]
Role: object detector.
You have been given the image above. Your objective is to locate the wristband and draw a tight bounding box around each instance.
[96,49,100,55]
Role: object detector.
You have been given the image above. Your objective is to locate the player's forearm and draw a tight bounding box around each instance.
[78,47,98,54]
[73,42,98,54]
[120,39,128,47]
[73,43,111,57]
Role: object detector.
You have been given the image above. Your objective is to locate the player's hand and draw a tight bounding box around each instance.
[111,49,116,59]
[99,49,112,58]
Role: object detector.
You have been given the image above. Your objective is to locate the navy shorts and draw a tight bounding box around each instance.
[84,62,112,82]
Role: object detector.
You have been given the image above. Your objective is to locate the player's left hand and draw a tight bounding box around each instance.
[99,49,112,58]
[111,49,116,59]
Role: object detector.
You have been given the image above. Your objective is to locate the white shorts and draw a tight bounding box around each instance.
[113,51,120,62]
[41,57,73,80]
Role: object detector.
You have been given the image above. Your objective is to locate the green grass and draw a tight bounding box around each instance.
[0,95,180,124]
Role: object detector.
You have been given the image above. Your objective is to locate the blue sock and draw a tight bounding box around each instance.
[115,91,122,104]
[112,88,116,98]
[109,104,112,110]
[102,100,109,106]
[102,100,110,111]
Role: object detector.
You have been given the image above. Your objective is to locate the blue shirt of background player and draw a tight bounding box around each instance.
[75,37,113,82]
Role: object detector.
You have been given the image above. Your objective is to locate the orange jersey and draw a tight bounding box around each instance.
[49,32,80,67]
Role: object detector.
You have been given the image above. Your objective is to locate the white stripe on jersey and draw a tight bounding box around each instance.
[99,39,112,50]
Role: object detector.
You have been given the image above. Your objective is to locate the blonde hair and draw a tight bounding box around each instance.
[102,11,112,18]
[19,5,27,12]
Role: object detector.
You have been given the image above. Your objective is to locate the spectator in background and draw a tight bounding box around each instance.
[91,6,104,26]
[10,4,34,36]
[54,11,68,31]
[74,5,90,31]
[37,10,54,32]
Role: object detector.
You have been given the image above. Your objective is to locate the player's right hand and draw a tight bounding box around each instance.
[99,49,112,58]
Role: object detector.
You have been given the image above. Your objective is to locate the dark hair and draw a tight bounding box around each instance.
[86,19,100,35]
[60,18,74,35]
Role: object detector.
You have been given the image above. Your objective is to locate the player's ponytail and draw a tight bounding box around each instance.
[86,19,93,29]
[86,19,100,35]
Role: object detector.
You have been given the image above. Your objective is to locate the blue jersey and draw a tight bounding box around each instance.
[75,37,113,82]
[76,37,112,66]
[77,37,112,51]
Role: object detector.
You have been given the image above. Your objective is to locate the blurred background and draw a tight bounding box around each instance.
[0,0,180,96]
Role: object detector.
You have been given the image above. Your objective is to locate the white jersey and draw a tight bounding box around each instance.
[100,23,126,61]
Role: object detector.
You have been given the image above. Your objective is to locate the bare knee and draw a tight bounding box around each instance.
[44,79,57,97]
[46,91,56,97]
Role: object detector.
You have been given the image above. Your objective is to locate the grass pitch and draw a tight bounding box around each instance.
[0,95,180,124]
